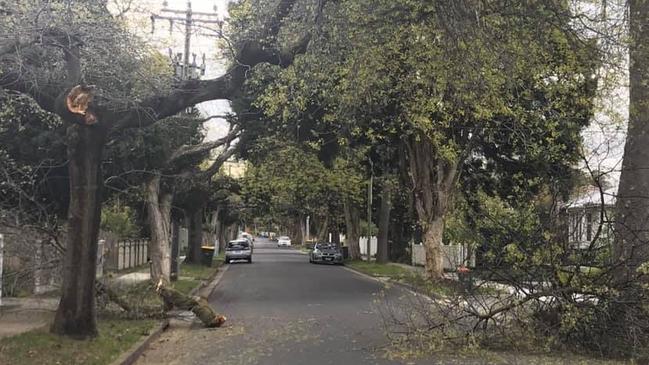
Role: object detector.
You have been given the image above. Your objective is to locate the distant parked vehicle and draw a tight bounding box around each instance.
[239,232,255,242]
[238,232,255,251]
[225,239,253,264]
[310,242,343,265]
[277,236,292,247]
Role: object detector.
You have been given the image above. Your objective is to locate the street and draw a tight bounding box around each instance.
[136,238,410,365]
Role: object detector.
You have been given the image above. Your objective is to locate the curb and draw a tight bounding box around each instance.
[112,263,227,365]
[188,262,225,297]
[342,265,440,302]
[110,319,170,365]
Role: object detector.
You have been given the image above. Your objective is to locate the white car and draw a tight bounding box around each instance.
[277,236,292,247]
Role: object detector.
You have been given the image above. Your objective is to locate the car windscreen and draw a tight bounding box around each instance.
[227,241,249,249]
[315,244,337,250]
[279,236,290,240]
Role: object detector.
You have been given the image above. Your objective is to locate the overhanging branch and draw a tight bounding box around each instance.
[169,125,241,164]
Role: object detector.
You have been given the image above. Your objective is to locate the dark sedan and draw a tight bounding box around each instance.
[309,243,344,265]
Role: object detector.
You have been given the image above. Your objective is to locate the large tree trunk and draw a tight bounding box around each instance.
[614,0,649,279]
[344,200,361,259]
[376,181,392,264]
[406,135,458,279]
[294,215,305,245]
[422,217,445,277]
[51,124,106,338]
[185,208,204,264]
[218,219,228,253]
[316,215,329,242]
[146,174,172,284]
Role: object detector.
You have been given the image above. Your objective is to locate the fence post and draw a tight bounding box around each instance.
[97,240,104,278]
[136,239,140,267]
[129,240,134,269]
[121,240,126,270]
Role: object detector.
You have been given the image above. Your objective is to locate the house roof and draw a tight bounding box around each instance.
[566,186,616,209]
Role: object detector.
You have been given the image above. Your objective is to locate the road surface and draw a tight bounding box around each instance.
[136,238,412,365]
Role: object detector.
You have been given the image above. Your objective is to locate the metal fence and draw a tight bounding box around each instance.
[117,239,149,270]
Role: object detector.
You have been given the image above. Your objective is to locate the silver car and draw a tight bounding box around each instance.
[309,243,344,265]
[225,239,253,264]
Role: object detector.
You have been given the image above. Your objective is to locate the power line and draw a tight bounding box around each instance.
[150,1,222,81]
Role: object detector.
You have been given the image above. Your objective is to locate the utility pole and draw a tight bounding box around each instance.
[151,1,221,278]
[0,234,3,306]
[306,216,310,242]
[367,159,373,261]
[151,1,222,81]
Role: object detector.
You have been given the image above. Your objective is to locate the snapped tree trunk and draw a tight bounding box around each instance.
[406,134,458,280]
[614,0,649,278]
[51,124,106,338]
[376,180,392,264]
[146,174,172,284]
[185,208,204,264]
[344,200,361,260]
[155,281,226,328]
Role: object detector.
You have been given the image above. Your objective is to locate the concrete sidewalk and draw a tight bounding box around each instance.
[0,269,152,339]
[0,297,58,338]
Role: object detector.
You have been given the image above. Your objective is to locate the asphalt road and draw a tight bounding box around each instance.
[134,239,602,365]
[136,238,413,365]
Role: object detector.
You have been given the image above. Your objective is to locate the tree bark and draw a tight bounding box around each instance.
[185,208,204,264]
[316,215,329,242]
[218,219,228,253]
[405,134,458,279]
[614,0,649,278]
[344,200,361,259]
[422,217,445,278]
[376,181,392,264]
[51,124,106,338]
[293,215,305,245]
[146,174,172,284]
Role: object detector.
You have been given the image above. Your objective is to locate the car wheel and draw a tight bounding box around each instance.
[248,257,252,263]
[224,258,229,264]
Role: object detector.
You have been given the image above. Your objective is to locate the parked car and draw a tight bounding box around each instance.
[239,232,255,242]
[238,232,255,250]
[277,236,292,247]
[225,239,253,264]
[310,242,343,265]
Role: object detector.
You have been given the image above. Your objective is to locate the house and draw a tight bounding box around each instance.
[565,186,616,249]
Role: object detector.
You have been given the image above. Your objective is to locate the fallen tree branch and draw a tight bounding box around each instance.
[155,279,226,328]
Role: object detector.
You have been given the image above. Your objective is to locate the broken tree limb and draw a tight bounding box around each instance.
[155,279,226,328]
[95,280,132,312]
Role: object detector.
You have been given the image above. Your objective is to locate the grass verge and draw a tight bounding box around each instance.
[0,257,223,365]
[173,256,223,295]
[346,260,500,297]
[0,318,156,365]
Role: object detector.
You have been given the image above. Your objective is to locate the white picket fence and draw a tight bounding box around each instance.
[411,243,475,270]
[359,236,378,256]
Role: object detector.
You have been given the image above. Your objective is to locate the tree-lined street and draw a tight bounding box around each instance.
[137,238,402,365]
[2,0,649,363]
